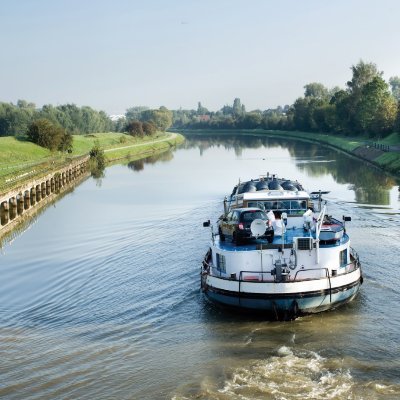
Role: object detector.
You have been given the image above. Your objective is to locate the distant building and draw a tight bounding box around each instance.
[198,115,210,122]
[109,114,125,121]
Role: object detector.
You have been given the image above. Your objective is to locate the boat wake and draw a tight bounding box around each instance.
[218,347,353,400]
[172,346,400,399]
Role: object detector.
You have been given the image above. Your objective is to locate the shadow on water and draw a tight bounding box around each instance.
[126,150,175,172]
[198,289,365,324]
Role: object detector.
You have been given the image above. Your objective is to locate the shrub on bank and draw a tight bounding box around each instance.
[126,120,157,137]
[27,118,72,152]
[89,142,106,170]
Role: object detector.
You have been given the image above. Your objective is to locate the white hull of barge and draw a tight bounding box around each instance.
[201,230,362,318]
[201,174,362,319]
[202,266,362,317]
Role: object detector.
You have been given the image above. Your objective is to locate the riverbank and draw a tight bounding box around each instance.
[177,129,400,179]
[0,132,185,194]
[103,132,183,161]
[0,132,184,241]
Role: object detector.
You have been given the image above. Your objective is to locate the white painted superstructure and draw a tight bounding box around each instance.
[201,175,362,319]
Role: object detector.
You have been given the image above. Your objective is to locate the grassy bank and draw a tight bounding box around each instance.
[70,132,176,156]
[103,133,184,161]
[262,130,400,176]
[179,128,400,177]
[0,132,184,193]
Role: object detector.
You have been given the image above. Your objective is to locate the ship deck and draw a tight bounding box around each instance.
[214,226,349,251]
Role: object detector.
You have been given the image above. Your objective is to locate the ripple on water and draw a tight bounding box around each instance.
[1,143,399,400]
[0,204,207,329]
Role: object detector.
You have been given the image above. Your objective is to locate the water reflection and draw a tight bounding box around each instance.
[182,133,398,206]
[289,144,395,205]
[127,150,175,172]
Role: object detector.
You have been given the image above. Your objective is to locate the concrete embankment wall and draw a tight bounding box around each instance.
[0,156,90,239]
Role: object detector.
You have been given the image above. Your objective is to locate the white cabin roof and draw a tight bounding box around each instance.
[242,190,310,201]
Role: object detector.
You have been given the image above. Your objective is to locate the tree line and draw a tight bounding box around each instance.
[0,101,174,151]
[0,101,113,137]
[173,61,400,138]
[172,99,290,131]
[2,60,399,153]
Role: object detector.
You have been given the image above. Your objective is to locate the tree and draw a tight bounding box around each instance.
[330,90,352,133]
[125,106,149,121]
[355,76,397,136]
[313,104,337,132]
[141,107,173,131]
[304,82,329,101]
[238,112,262,128]
[27,118,70,151]
[0,101,112,137]
[389,76,400,101]
[221,105,233,115]
[113,117,126,132]
[58,131,73,152]
[0,103,12,136]
[0,101,35,136]
[327,61,384,134]
[292,97,325,131]
[17,99,36,109]
[395,103,400,132]
[89,140,106,177]
[126,120,144,137]
[347,60,383,95]
[233,98,245,117]
[142,121,157,135]
[38,103,112,134]
[328,86,342,98]
[197,102,209,115]
[262,110,287,130]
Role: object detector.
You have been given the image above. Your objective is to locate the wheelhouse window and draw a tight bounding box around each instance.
[216,253,226,273]
[246,200,308,215]
[339,249,348,268]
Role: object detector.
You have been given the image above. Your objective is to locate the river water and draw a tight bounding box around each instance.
[1,133,399,399]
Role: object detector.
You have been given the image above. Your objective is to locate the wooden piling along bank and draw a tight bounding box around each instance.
[0,155,90,239]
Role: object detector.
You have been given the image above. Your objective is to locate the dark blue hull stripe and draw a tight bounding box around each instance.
[204,279,361,312]
[206,278,361,300]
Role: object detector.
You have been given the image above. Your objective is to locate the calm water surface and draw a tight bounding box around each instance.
[1,134,399,399]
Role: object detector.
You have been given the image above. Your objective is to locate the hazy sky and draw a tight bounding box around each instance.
[1,0,400,114]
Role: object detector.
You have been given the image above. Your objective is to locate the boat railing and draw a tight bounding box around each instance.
[205,252,360,282]
[208,261,359,282]
[238,271,274,294]
[239,270,275,282]
[293,268,330,281]
[236,268,329,283]
[285,262,359,280]
[237,268,332,299]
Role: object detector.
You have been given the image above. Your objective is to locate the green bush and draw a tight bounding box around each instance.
[126,120,144,137]
[89,141,106,170]
[27,118,72,152]
[142,121,157,135]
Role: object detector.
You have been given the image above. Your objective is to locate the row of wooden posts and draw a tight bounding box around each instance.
[0,158,89,228]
